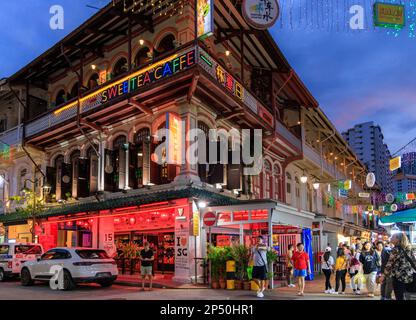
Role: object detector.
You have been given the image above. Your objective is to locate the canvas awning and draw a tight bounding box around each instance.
[380,208,416,224]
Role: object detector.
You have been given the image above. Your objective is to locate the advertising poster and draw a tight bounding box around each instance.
[197,0,214,38]
[175,206,190,279]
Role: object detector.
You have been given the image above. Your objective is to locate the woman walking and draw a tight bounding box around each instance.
[286,244,295,287]
[321,247,334,294]
[349,248,363,295]
[382,232,416,300]
[333,247,348,294]
[359,241,379,297]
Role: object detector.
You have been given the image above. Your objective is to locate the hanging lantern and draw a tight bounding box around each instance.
[89,219,94,224]
[129,217,136,224]
[66,221,73,227]
[114,217,121,224]
[76,221,83,226]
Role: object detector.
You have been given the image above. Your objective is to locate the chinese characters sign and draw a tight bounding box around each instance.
[374,2,405,29]
[242,0,280,30]
[197,0,214,39]
[389,156,401,171]
[166,112,183,165]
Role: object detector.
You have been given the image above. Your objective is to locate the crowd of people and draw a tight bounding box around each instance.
[317,232,416,300]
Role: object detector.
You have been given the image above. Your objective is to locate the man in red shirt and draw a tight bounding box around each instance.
[291,243,311,296]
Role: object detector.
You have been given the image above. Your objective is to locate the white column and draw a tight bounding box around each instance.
[98,138,106,192]
[125,144,129,189]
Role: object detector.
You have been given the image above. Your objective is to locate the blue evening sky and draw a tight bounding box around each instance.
[0,1,414,153]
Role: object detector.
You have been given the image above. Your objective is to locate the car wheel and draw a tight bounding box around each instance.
[0,268,6,282]
[98,279,114,288]
[21,268,34,286]
[62,270,76,291]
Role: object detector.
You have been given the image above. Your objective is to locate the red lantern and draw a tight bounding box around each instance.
[114,218,121,224]
[76,221,83,226]
[129,217,136,224]
[84,222,89,227]
[66,221,73,227]
[89,219,94,223]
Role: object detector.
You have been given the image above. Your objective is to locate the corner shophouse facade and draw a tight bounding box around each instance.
[0,0,373,283]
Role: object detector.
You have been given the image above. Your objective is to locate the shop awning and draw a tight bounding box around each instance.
[380,208,416,224]
[0,186,241,226]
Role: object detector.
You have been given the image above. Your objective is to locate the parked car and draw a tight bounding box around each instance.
[0,242,44,281]
[21,247,118,291]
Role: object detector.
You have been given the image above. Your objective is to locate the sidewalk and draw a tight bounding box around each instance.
[115,274,210,289]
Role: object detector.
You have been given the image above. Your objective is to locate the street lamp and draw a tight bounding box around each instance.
[300,172,308,184]
[313,182,320,190]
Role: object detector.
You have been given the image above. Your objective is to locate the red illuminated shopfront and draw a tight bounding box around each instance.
[36,198,196,280]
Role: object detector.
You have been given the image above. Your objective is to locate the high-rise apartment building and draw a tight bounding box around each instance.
[392,152,416,193]
[342,122,392,192]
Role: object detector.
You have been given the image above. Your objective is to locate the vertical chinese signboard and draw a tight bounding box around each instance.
[197,0,214,38]
[166,112,183,165]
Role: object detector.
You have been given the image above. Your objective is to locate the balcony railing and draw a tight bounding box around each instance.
[0,126,22,147]
[276,121,302,151]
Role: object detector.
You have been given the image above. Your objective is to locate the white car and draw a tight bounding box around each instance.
[21,247,118,290]
[0,243,43,281]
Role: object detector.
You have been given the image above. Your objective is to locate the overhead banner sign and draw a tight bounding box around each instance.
[390,156,401,171]
[242,0,280,29]
[374,2,405,29]
[359,192,370,198]
[54,48,196,116]
[197,0,214,39]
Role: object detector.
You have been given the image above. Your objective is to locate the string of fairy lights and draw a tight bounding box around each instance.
[112,0,187,17]
[276,0,416,39]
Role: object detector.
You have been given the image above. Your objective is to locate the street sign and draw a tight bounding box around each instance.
[359,192,370,198]
[391,204,398,212]
[242,0,280,30]
[390,156,401,171]
[203,212,217,227]
[386,193,395,203]
[374,2,405,29]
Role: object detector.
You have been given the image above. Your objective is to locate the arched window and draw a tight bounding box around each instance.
[69,82,79,99]
[131,128,151,188]
[113,58,128,77]
[154,34,176,58]
[198,122,210,183]
[70,150,81,199]
[263,160,272,199]
[273,164,281,201]
[55,90,66,106]
[54,155,65,200]
[134,47,150,68]
[86,146,99,196]
[88,73,99,90]
[295,176,301,208]
[113,135,128,191]
[285,172,292,205]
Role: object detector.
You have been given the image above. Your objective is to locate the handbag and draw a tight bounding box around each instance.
[400,247,416,293]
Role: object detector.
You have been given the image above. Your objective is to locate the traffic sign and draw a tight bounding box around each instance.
[203,212,217,227]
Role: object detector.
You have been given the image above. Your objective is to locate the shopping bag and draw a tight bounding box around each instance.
[247,266,253,280]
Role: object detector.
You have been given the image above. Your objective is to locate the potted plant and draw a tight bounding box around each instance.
[218,247,229,289]
[265,249,278,289]
[207,245,221,289]
[231,245,250,290]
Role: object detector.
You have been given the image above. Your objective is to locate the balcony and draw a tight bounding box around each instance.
[275,121,302,151]
[0,125,22,147]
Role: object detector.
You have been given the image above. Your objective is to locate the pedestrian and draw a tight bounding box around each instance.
[333,247,348,294]
[349,248,363,295]
[382,232,416,300]
[139,242,154,291]
[359,241,379,297]
[251,235,268,298]
[292,243,311,296]
[321,247,334,294]
[286,244,295,287]
[375,241,384,286]
[351,237,361,251]
[380,241,394,300]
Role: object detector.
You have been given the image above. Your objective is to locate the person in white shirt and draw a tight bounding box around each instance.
[321,247,335,294]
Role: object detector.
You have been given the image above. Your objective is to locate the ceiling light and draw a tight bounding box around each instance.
[300,173,308,184]
[198,201,207,209]
[91,64,97,70]
[313,182,320,190]
[225,50,230,57]
[139,39,144,46]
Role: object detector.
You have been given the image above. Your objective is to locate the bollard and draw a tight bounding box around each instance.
[226,260,236,290]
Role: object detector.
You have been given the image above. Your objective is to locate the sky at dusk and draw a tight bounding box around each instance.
[0,1,415,153]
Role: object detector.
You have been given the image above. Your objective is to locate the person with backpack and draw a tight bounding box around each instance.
[333,247,348,294]
[349,248,363,295]
[359,241,379,297]
[381,232,416,300]
[380,241,394,300]
[321,247,334,294]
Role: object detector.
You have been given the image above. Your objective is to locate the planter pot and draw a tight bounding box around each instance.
[234,280,243,290]
[243,281,251,290]
[219,279,227,289]
[211,281,220,289]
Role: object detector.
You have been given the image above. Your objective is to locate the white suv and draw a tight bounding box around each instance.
[21,247,118,290]
[0,243,43,281]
